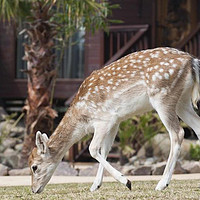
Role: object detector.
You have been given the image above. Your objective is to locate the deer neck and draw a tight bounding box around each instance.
[47,106,88,161]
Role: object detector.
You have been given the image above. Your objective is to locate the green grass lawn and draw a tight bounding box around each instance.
[0,180,200,200]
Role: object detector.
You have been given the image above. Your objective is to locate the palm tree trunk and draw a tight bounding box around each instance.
[19,1,57,167]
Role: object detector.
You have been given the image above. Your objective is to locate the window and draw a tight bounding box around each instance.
[16,29,85,79]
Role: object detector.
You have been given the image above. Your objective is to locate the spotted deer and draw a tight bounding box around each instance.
[29,47,200,193]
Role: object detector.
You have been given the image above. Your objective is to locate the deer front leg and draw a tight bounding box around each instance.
[151,98,184,191]
[90,125,119,192]
[89,123,131,191]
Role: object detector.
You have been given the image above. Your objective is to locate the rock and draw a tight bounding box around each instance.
[142,133,198,160]
[144,157,158,165]
[3,148,19,168]
[152,160,187,175]
[8,167,30,176]
[79,163,122,176]
[54,162,78,176]
[15,143,23,152]
[174,161,187,174]
[133,160,141,167]
[152,161,166,175]
[3,148,16,156]
[137,146,146,158]
[121,165,135,175]
[2,138,17,149]
[10,126,25,138]
[129,156,138,165]
[0,143,5,153]
[0,107,7,121]
[182,161,200,173]
[0,163,8,176]
[180,140,199,160]
[78,164,98,176]
[0,121,7,137]
[131,165,152,175]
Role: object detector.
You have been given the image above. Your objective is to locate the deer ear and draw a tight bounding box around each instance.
[36,131,49,154]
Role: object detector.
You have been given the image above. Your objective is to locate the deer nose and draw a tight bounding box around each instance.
[31,186,41,194]
[31,187,36,193]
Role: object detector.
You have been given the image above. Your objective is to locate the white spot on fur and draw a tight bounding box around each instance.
[177,58,186,64]
[150,53,159,58]
[100,77,104,80]
[123,65,128,69]
[152,75,156,81]
[131,73,135,77]
[108,79,113,84]
[95,86,99,92]
[161,88,167,95]
[164,73,169,79]
[99,85,104,90]
[154,65,159,69]
[76,101,86,108]
[169,69,174,75]
[106,86,110,92]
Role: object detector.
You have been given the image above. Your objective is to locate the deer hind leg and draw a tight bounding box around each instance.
[150,97,184,191]
[90,124,119,192]
[177,99,200,141]
[89,122,131,191]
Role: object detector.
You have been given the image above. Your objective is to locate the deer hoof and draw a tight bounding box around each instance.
[126,180,132,190]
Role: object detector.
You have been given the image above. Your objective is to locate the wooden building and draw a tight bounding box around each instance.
[0,0,200,161]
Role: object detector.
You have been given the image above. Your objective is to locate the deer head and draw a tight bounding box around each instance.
[28,131,58,193]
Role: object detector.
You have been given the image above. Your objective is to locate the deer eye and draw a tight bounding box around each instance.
[32,165,38,173]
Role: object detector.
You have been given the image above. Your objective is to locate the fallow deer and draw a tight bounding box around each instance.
[29,47,200,193]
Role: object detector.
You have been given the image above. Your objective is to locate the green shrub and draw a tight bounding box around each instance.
[189,144,200,161]
[0,113,17,144]
[118,112,166,157]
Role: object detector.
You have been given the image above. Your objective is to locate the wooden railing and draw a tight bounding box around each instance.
[104,25,150,65]
[68,24,150,162]
[176,23,200,58]
[68,138,91,162]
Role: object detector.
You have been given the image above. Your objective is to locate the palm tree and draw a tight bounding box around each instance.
[0,0,119,167]
[20,1,58,167]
